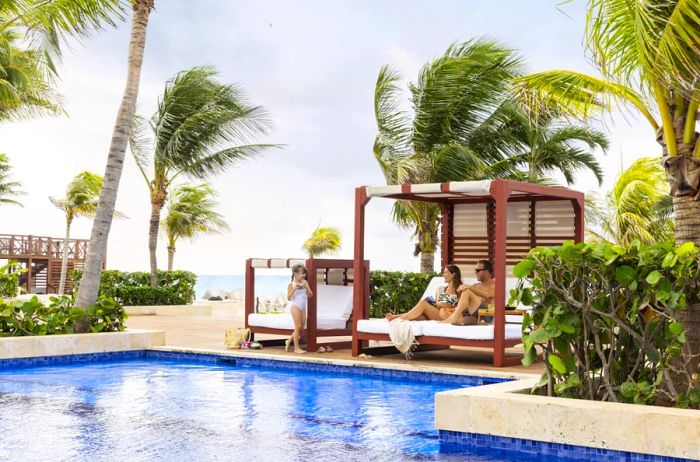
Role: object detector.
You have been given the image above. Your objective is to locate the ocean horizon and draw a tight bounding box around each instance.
[195,274,290,300]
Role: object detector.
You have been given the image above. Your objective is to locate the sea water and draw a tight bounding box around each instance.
[195,274,290,299]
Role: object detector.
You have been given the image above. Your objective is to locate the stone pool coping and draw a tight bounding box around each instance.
[435,377,700,460]
[0,329,165,359]
[148,345,539,381]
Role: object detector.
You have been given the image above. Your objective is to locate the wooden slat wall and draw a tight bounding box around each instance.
[450,200,576,277]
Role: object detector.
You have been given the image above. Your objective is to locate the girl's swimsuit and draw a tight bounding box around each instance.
[289,285,308,312]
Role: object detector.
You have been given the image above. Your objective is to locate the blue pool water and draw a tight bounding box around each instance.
[0,352,530,462]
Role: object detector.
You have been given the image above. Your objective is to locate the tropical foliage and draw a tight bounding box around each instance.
[0,0,123,120]
[0,295,126,336]
[0,154,23,206]
[373,39,608,272]
[0,261,24,298]
[129,65,274,287]
[588,157,673,246]
[302,226,342,258]
[161,184,229,271]
[511,0,700,372]
[369,270,438,318]
[513,240,699,408]
[50,171,105,294]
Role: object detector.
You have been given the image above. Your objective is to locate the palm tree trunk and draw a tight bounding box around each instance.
[420,251,435,273]
[148,198,163,287]
[75,0,153,310]
[58,218,72,294]
[167,245,175,271]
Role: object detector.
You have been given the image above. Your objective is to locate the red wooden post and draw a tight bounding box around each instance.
[572,195,585,243]
[491,180,510,367]
[352,187,369,356]
[439,203,450,269]
[244,259,254,336]
[306,258,318,352]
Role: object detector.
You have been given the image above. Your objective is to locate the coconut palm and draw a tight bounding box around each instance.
[50,172,103,294]
[302,226,342,259]
[587,157,673,246]
[0,0,123,120]
[373,39,524,273]
[483,101,608,185]
[161,184,229,271]
[130,66,275,286]
[511,0,700,382]
[0,154,23,207]
[76,0,154,310]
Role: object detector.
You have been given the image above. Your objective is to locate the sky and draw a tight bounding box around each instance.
[0,0,660,275]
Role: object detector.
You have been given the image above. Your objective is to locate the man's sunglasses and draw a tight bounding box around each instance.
[475,268,486,273]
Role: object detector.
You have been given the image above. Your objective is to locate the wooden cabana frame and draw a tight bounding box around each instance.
[244,258,369,352]
[351,178,584,367]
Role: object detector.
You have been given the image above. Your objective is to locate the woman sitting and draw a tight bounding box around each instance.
[386,264,462,321]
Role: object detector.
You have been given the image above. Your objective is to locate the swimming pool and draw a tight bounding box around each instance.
[0,351,527,461]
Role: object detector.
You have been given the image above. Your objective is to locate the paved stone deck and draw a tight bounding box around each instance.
[126,314,544,375]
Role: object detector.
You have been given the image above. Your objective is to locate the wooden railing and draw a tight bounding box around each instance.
[0,234,90,260]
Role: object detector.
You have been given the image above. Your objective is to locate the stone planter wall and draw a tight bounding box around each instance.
[0,329,165,359]
[435,378,700,460]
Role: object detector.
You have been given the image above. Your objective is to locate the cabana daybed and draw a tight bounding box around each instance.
[351,179,584,367]
[245,258,369,352]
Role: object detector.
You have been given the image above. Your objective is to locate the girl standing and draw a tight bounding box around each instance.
[285,264,313,353]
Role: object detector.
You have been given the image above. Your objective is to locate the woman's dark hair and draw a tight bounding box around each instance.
[291,264,307,281]
[445,264,463,291]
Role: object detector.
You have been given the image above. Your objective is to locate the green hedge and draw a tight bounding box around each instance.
[0,261,23,298]
[369,271,438,318]
[0,295,127,336]
[70,270,197,306]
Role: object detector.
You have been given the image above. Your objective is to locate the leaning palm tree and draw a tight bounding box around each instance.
[302,226,342,258]
[374,39,523,272]
[130,66,274,286]
[0,154,23,207]
[50,172,106,294]
[511,0,700,382]
[161,184,229,271]
[483,101,608,185]
[76,0,155,310]
[587,157,673,246]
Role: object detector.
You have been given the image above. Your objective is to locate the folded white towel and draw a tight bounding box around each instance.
[388,319,418,358]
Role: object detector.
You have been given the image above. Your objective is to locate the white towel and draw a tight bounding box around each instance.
[388,319,418,358]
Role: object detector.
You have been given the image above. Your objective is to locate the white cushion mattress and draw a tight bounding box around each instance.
[356,319,522,340]
[248,313,347,330]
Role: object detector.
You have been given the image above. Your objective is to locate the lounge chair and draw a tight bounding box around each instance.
[245,258,368,352]
[353,276,528,356]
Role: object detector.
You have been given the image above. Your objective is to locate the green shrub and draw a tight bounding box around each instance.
[0,295,127,336]
[512,240,700,408]
[0,261,24,298]
[70,269,196,306]
[369,271,438,318]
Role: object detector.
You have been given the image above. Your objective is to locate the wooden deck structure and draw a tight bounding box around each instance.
[0,234,97,294]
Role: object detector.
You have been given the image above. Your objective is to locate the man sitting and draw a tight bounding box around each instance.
[441,260,495,325]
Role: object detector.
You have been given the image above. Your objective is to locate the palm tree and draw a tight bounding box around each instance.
[511,0,700,381]
[587,157,673,246]
[76,0,154,310]
[373,39,524,273]
[130,66,275,286]
[161,184,229,271]
[0,154,23,207]
[302,226,342,258]
[0,0,123,120]
[483,101,608,185]
[50,172,104,294]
